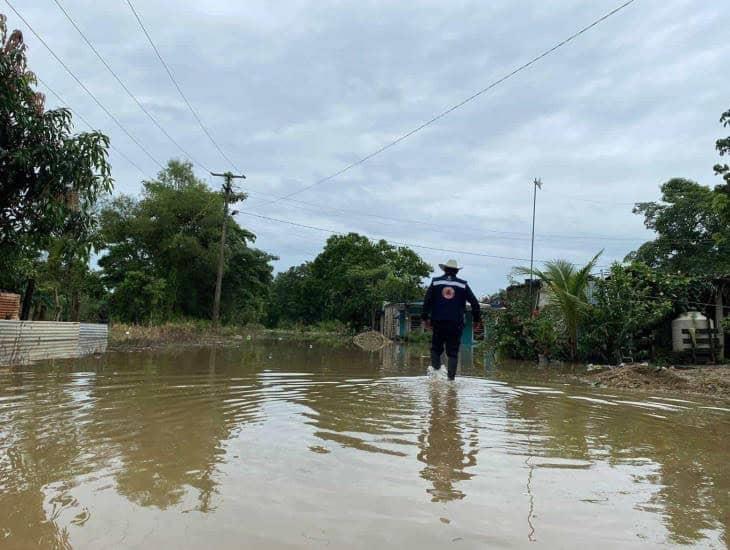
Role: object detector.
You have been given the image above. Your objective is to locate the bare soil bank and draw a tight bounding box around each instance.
[581,364,730,397]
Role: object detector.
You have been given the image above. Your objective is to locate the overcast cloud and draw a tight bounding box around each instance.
[8,0,729,295]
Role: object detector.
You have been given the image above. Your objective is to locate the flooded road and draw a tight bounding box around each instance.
[1,341,729,549]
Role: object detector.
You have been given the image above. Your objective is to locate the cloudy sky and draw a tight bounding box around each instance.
[7,0,729,295]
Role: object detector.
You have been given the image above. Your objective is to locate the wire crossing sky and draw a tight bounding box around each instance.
[125,0,242,173]
[4,0,166,170]
[256,0,638,206]
[51,0,211,173]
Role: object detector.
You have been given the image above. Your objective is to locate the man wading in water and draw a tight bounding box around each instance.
[422,260,481,380]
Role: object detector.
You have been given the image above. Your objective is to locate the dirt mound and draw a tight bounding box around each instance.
[353,331,390,351]
[589,365,690,391]
[680,367,730,396]
[585,364,730,396]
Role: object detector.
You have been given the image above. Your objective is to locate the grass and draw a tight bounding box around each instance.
[109,320,355,350]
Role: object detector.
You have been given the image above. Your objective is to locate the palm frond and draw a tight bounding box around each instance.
[515,251,603,358]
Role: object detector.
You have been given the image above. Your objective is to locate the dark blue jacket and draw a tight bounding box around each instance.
[421,274,481,324]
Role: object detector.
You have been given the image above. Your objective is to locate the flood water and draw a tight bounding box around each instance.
[1,341,729,549]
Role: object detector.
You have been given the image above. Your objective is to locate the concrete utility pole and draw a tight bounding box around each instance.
[211,171,246,326]
[529,178,543,311]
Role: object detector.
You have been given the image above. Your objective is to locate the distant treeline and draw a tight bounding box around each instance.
[2,155,431,327]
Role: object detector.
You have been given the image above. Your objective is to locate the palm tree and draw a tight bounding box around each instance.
[516,252,602,360]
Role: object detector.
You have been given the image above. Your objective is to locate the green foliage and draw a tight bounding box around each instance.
[487,288,564,361]
[493,260,719,364]
[528,311,560,358]
[515,252,602,359]
[629,178,730,276]
[269,233,431,328]
[714,108,730,186]
[108,270,170,324]
[578,262,710,363]
[267,264,320,327]
[311,319,352,334]
[98,160,274,324]
[404,329,431,345]
[0,16,112,290]
[30,239,107,322]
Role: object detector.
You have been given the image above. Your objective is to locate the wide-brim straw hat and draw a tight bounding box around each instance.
[439,259,462,271]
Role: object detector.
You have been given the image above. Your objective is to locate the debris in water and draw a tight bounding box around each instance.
[353,331,390,351]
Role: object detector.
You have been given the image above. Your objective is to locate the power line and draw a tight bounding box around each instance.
[235,210,612,266]
[52,0,211,173]
[36,76,151,178]
[243,189,723,247]
[549,191,643,206]
[4,0,164,170]
[257,0,638,205]
[125,0,240,172]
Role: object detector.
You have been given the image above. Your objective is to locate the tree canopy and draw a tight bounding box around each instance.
[0,15,112,292]
[629,178,730,276]
[98,160,275,323]
[714,108,730,187]
[269,233,431,328]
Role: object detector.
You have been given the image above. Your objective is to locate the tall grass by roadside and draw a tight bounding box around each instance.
[109,320,355,350]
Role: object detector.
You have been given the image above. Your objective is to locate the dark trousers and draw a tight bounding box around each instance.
[431,320,463,379]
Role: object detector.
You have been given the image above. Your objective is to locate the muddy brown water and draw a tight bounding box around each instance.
[1,342,729,549]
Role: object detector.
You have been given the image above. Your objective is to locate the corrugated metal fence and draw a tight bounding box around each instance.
[0,320,108,366]
[78,323,109,356]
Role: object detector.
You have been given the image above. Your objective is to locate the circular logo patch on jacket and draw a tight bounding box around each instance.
[441,286,455,300]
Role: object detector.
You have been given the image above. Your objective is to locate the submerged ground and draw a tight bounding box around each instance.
[1,341,729,549]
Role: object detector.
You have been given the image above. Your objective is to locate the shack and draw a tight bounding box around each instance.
[505,279,551,310]
[0,293,21,320]
[379,301,478,347]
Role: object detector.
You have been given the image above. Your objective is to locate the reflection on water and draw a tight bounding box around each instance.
[0,341,728,548]
[417,383,477,502]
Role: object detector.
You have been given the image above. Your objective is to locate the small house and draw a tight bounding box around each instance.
[505,279,550,311]
[379,301,478,347]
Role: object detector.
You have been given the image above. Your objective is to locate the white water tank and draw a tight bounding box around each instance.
[671,311,714,352]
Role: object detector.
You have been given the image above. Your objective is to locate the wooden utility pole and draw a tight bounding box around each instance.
[716,282,725,362]
[529,178,543,311]
[211,171,246,326]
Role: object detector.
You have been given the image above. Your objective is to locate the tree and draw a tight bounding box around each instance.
[629,178,730,276]
[32,233,103,321]
[98,160,274,323]
[714,107,730,187]
[270,233,431,328]
[268,264,320,327]
[0,15,112,292]
[516,252,602,359]
[578,262,709,363]
[311,234,432,327]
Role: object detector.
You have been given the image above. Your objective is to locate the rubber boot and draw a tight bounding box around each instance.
[447,356,458,380]
[431,351,443,371]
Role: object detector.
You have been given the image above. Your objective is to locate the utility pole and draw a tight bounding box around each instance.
[529,178,543,312]
[211,171,246,327]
